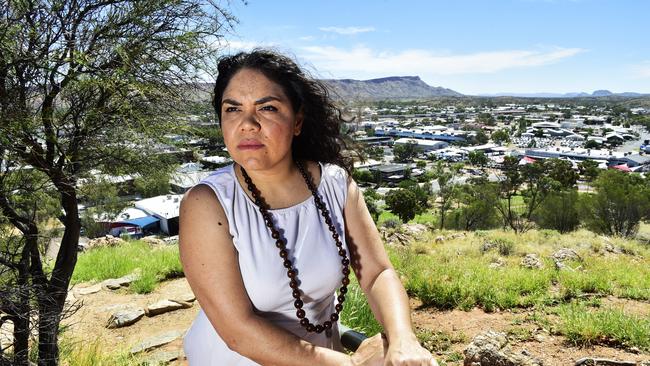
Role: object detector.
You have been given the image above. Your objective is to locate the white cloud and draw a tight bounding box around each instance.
[300,45,585,77]
[318,26,376,35]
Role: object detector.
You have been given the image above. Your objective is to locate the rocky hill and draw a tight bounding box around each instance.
[322,76,463,101]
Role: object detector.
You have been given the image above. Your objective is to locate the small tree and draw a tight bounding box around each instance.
[491,129,511,145]
[468,150,488,168]
[432,162,461,230]
[534,190,580,233]
[385,189,421,222]
[393,142,421,163]
[580,170,650,237]
[578,160,600,182]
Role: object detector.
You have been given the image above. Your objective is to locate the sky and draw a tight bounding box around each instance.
[220,0,650,95]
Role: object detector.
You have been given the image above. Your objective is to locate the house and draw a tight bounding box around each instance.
[393,138,448,152]
[134,194,183,235]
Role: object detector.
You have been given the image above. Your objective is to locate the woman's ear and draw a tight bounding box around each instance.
[294,109,304,136]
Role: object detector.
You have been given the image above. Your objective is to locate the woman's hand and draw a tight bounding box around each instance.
[384,333,438,366]
[350,333,387,366]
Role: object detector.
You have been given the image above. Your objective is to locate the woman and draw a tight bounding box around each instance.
[179,50,437,365]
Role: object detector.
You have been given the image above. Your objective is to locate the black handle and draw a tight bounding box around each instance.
[339,324,368,352]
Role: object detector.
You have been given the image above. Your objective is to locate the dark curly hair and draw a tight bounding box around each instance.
[213,49,352,173]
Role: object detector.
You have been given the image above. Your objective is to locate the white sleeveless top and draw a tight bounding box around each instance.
[183,162,349,365]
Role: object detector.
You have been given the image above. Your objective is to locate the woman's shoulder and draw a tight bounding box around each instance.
[199,164,236,186]
[319,161,349,185]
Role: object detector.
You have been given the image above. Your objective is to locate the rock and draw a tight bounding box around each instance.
[629,346,640,354]
[379,228,413,246]
[145,300,186,317]
[551,248,581,262]
[171,293,196,304]
[435,235,445,243]
[489,257,505,269]
[403,223,427,235]
[574,358,636,366]
[142,236,166,246]
[604,243,622,254]
[106,309,145,329]
[163,235,179,245]
[130,330,183,354]
[141,350,180,365]
[463,330,543,366]
[86,235,126,249]
[554,260,573,271]
[481,240,497,253]
[102,272,141,290]
[520,254,543,269]
[76,283,102,296]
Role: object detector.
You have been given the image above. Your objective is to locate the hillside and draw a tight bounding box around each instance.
[322,76,463,101]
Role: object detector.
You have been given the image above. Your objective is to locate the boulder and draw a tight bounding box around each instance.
[102,272,141,290]
[86,235,125,249]
[76,283,102,296]
[142,236,166,247]
[489,257,505,269]
[106,309,145,329]
[145,300,186,317]
[130,330,183,354]
[403,223,428,235]
[170,293,196,304]
[551,248,581,262]
[463,330,543,366]
[574,358,636,366]
[142,350,180,365]
[520,254,543,269]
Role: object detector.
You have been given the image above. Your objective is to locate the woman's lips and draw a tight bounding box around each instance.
[237,140,264,150]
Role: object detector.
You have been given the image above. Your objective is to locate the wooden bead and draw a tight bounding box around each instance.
[294,299,303,308]
[296,309,305,318]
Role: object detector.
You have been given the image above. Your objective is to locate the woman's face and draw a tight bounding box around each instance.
[220,68,303,172]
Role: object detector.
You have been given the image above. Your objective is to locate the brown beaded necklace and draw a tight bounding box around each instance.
[239,160,350,336]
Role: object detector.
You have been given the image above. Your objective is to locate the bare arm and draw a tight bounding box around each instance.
[344,179,437,365]
[343,179,414,343]
[179,184,353,366]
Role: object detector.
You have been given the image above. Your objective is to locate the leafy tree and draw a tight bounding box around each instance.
[578,159,600,182]
[385,189,421,222]
[545,158,578,189]
[352,169,375,184]
[580,170,650,237]
[477,112,495,126]
[474,130,489,144]
[393,142,421,163]
[585,140,600,149]
[468,150,488,167]
[491,129,511,145]
[397,180,430,209]
[134,168,173,198]
[0,1,237,364]
[448,178,499,230]
[534,190,580,233]
[432,162,461,230]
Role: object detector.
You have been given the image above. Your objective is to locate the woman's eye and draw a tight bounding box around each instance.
[224,106,239,112]
[260,105,278,112]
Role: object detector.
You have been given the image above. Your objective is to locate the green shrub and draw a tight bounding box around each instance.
[558,302,650,351]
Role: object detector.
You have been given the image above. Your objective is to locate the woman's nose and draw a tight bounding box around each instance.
[240,111,260,131]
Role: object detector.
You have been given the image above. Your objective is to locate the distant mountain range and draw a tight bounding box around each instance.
[322,76,463,100]
[477,90,650,98]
